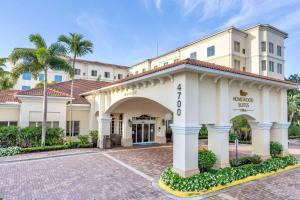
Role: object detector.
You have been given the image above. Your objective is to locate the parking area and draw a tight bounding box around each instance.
[0,140,299,200]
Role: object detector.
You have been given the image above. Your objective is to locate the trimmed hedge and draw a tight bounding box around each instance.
[161,155,298,192]
[198,150,217,172]
[230,155,262,167]
[21,145,70,153]
[270,142,283,157]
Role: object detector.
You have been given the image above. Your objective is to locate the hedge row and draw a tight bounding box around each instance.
[160,155,298,192]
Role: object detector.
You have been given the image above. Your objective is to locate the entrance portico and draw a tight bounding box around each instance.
[84,59,296,177]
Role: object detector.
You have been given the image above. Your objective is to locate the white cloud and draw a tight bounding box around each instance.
[155,0,163,12]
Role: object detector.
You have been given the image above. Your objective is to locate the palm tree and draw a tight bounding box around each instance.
[10,34,72,146]
[0,58,15,90]
[58,33,93,138]
[288,93,300,122]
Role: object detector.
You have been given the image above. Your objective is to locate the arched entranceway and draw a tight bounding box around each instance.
[98,97,173,148]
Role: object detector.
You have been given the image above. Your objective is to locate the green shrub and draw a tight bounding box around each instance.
[161,155,298,192]
[270,141,283,157]
[199,125,208,139]
[21,145,69,153]
[229,133,239,141]
[45,127,64,146]
[0,146,22,157]
[77,143,93,148]
[198,149,217,172]
[18,126,41,147]
[89,130,98,140]
[78,135,90,144]
[0,126,20,146]
[230,155,262,167]
[288,124,300,137]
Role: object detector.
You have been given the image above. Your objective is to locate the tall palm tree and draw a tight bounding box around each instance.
[0,58,15,90]
[288,93,300,122]
[10,34,72,146]
[58,33,93,138]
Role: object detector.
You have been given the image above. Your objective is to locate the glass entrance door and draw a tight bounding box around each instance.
[132,122,155,144]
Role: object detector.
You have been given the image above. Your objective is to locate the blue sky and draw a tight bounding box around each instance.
[0,0,299,76]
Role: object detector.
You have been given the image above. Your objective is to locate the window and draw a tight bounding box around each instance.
[277,45,282,56]
[22,72,31,80]
[269,42,274,54]
[104,72,110,78]
[74,68,81,75]
[207,46,215,57]
[0,121,17,127]
[142,68,146,72]
[164,62,168,66]
[277,63,283,74]
[242,49,246,54]
[118,74,123,79]
[29,121,59,128]
[66,121,80,136]
[234,59,240,70]
[22,85,31,90]
[269,61,274,72]
[261,41,266,52]
[190,52,197,59]
[91,70,97,77]
[234,41,240,52]
[39,74,44,81]
[261,60,266,71]
[54,75,62,83]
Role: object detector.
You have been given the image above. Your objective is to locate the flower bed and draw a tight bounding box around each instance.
[160,155,298,193]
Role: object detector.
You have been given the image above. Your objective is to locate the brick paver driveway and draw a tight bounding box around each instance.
[0,139,300,200]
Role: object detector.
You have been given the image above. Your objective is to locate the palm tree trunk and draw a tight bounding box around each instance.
[41,67,48,146]
[69,55,76,139]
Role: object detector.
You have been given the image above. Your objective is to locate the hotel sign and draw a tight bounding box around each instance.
[233,90,254,112]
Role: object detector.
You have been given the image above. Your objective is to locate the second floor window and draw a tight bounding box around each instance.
[190,52,197,59]
[269,61,274,72]
[269,42,274,54]
[277,45,282,56]
[74,68,81,75]
[54,75,62,83]
[104,72,110,78]
[261,41,266,52]
[91,70,97,77]
[22,72,31,80]
[118,74,123,79]
[234,41,240,52]
[234,59,240,70]
[261,60,266,71]
[38,74,44,81]
[277,63,283,74]
[207,46,215,57]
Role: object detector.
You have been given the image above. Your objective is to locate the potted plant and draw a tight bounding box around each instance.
[89,130,98,147]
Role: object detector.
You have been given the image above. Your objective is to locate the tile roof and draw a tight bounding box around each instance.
[0,90,20,103]
[104,58,297,87]
[16,79,110,104]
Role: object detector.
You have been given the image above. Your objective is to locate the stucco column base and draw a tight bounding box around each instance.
[172,167,199,178]
[156,135,166,144]
[121,138,133,147]
[207,124,231,169]
[97,115,112,149]
[250,122,272,158]
[171,124,200,178]
[270,122,290,153]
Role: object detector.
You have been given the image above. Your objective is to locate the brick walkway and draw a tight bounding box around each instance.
[0,140,299,200]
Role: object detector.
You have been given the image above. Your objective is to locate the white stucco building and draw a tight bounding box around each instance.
[0,24,297,177]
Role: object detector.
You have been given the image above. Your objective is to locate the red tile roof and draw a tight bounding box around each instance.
[105,58,297,87]
[16,79,110,104]
[0,90,20,103]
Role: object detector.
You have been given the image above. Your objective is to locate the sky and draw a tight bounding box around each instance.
[0,0,299,77]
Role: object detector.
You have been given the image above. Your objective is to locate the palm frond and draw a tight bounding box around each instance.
[48,57,73,76]
[48,43,68,56]
[0,58,7,67]
[9,48,36,65]
[29,34,47,49]
[11,62,41,80]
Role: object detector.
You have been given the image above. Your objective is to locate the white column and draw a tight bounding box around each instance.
[207,78,231,168]
[270,123,290,155]
[250,122,272,159]
[172,72,200,177]
[121,114,133,147]
[207,125,231,168]
[97,114,111,148]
